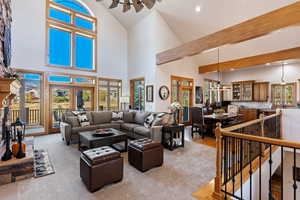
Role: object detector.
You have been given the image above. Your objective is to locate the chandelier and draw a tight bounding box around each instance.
[98,0,161,13]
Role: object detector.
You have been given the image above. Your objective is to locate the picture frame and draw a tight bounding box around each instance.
[146,85,154,102]
[195,86,203,104]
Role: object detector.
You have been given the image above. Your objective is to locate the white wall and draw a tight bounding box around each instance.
[128,10,207,112]
[11,0,128,94]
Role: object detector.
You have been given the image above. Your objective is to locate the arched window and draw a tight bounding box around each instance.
[47,0,97,71]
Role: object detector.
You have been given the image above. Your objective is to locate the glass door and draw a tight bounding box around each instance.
[75,87,94,111]
[180,88,192,123]
[50,86,73,132]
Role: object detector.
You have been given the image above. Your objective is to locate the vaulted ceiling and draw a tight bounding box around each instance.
[99,0,299,42]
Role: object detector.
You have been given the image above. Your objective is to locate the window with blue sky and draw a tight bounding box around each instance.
[47,0,96,71]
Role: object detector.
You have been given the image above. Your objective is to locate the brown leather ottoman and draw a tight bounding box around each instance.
[80,146,123,192]
[128,138,163,172]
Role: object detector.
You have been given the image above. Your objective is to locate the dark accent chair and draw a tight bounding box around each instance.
[191,107,206,139]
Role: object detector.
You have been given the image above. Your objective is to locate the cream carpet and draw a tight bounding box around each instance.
[0,132,215,200]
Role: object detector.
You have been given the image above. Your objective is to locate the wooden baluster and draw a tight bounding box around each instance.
[213,122,224,199]
[260,114,265,155]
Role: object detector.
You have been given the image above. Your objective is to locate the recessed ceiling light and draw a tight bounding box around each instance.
[266,63,271,66]
[195,5,201,13]
[230,68,235,71]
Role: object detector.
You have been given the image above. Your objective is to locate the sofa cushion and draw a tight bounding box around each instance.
[86,111,94,125]
[121,123,140,132]
[134,126,150,137]
[65,116,80,127]
[134,112,150,125]
[96,123,121,130]
[123,112,135,123]
[92,112,112,124]
[71,125,98,134]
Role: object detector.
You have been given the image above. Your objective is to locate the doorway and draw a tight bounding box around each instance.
[49,85,94,133]
[130,78,145,111]
[171,76,194,124]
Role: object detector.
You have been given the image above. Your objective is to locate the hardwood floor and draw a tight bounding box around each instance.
[193,137,216,148]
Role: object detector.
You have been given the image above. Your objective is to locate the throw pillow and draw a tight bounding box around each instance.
[144,113,156,128]
[112,112,123,121]
[152,113,167,127]
[77,114,90,127]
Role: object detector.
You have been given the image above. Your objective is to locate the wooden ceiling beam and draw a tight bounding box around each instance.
[198,47,300,73]
[156,2,300,65]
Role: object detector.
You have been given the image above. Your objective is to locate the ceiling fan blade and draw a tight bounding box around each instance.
[142,0,155,9]
[123,0,131,12]
[109,0,120,9]
[132,0,144,12]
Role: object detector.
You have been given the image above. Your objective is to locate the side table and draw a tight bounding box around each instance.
[162,124,185,151]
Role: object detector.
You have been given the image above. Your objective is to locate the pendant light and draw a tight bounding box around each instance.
[280,62,286,85]
[211,48,230,91]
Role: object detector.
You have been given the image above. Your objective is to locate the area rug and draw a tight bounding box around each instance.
[33,149,55,178]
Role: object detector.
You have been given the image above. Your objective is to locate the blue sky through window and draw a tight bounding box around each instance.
[48,76,72,83]
[23,74,41,80]
[75,17,93,30]
[49,8,71,23]
[53,0,91,15]
[75,35,94,70]
[49,28,71,66]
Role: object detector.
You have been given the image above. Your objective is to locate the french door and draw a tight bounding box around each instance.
[49,85,94,133]
[171,76,194,124]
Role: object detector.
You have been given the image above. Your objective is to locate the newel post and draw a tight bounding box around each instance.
[213,122,223,199]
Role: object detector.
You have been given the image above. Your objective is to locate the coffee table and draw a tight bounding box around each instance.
[78,128,128,152]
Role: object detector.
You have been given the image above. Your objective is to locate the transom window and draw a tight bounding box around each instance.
[47,0,97,71]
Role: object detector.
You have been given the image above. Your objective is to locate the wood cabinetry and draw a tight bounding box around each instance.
[239,108,258,122]
[253,82,269,102]
[232,81,254,101]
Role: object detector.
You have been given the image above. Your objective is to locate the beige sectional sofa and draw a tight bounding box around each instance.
[60,111,164,145]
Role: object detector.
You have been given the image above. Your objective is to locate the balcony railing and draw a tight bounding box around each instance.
[210,110,300,200]
[11,108,40,126]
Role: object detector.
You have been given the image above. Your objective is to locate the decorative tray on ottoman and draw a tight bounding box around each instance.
[93,129,114,137]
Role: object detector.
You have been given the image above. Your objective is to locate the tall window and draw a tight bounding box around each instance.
[98,79,122,111]
[47,0,97,71]
[11,72,43,128]
[130,78,145,111]
[203,79,219,105]
[271,83,296,108]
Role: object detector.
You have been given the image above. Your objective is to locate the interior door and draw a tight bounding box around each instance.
[180,87,193,124]
[49,86,73,133]
[75,87,94,111]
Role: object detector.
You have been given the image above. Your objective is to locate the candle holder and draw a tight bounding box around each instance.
[1,127,12,161]
[15,130,25,159]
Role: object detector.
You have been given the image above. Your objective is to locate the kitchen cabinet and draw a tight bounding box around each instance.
[232,81,254,101]
[253,82,269,102]
[232,82,242,101]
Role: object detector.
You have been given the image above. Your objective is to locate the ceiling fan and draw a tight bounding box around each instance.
[97,0,162,13]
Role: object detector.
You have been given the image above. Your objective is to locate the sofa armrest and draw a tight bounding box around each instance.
[149,126,163,143]
[60,122,72,145]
